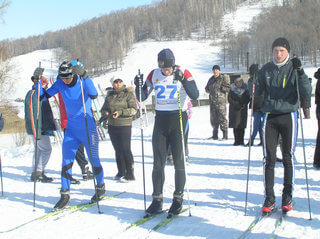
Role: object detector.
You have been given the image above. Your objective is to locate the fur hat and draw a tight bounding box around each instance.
[272,37,290,53]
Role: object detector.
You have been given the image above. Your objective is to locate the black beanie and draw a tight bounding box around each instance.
[158,48,175,68]
[212,65,220,71]
[272,37,290,53]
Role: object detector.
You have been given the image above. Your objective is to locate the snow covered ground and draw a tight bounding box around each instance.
[1,0,320,238]
[0,102,319,239]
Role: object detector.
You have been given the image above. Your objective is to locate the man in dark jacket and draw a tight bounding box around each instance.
[251,37,312,213]
[25,75,56,182]
[205,65,230,140]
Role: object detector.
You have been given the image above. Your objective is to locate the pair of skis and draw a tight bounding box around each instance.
[0,191,125,234]
[238,207,291,239]
[124,204,195,237]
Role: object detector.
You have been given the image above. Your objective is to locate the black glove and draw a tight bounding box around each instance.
[291,58,304,75]
[33,67,44,82]
[249,64,259,77]
[99,114,108,124]
[134,74,144,87]
[173,68,185,82]
[314,68,320,80]
[72,64,87,78]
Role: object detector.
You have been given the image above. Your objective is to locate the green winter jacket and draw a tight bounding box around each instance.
[255,59,312,114]
[100,86,137,127]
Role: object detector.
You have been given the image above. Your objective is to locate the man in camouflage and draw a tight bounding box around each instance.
[205,65,230,140]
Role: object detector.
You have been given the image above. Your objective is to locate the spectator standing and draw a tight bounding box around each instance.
[24,75,55,182]
[205,65,230,140]
[228,78,250,146]
[100,78,137,182]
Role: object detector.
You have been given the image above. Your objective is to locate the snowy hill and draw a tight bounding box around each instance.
[1,0,320,238]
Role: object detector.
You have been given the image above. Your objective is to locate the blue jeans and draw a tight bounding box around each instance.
[250,111,264,144]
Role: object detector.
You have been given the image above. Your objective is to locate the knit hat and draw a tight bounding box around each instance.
[158,48,175,68]
[272,37,290,53]
[212,65,220,71]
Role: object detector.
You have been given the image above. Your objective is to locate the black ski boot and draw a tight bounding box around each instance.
[145,195,163,217]
[41,172,53,183]
[122,167,135,182]
[82,166,94,181]
[53,189,70,211]
[168,195,183,217]
[91,184,105,203]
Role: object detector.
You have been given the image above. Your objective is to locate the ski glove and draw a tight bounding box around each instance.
[249,64,259,77]
[72,65,87,79]
[314,68,320,80]
[291,58,304,76]
[134,74,144,87]
[33,67,44,82]
[173,68,185,82]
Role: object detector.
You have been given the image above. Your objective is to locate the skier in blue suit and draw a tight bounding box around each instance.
[33,61,105,210]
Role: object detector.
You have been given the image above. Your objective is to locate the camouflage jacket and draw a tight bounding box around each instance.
[205,74,230,104]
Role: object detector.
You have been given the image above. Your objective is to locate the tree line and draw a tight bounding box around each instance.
[225,0,320,69]
[0,0,247,76]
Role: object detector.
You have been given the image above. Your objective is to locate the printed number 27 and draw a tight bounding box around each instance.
[155,85,177,99]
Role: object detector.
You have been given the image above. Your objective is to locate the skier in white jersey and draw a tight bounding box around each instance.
[135,48,199,216]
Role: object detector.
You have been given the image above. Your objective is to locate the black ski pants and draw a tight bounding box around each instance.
[314,105,320,166]
[262,112,297,200]
[108,125,134,177]
[152,111,188,198]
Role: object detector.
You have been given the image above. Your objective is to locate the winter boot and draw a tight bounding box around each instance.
[282,185,293,212]
[222,130,228,140]
[261,196,275,214]
[212,129,218,140]
[90,184,105,203]
[41,172,53,183]
[145,195,163,216]
[113,173,124,180]
[168,194,183,216]
[53,189,70,211]
[122,168,135,182]
[82,166,94,181]
[30,171,42,182]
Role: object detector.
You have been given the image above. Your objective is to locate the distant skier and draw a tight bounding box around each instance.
[135,48,199,216]
[250,37,312,213]
[24,75,56,182]
[34,61,105,210]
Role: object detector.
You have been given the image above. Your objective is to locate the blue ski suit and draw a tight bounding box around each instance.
[39,75,104,190]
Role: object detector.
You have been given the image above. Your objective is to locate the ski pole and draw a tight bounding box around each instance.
[244,70,256,216]
[33,61,42,210]
[138,69,147,212]
[0,151,5,197]
[79,78,103,214]
[293,56,312,220]
[177,88,192,216]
